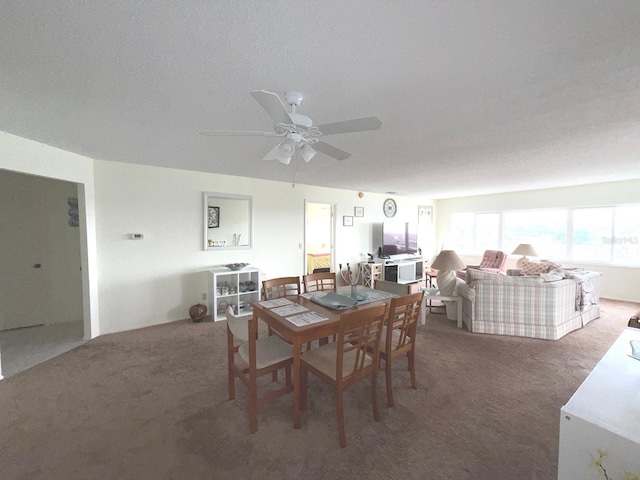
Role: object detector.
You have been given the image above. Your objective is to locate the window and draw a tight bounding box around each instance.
[572,207,613,262]
[448,204,640,266]
[611,206,640,265]
[503,209,567,259]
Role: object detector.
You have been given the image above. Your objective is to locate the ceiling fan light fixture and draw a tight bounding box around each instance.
[278,140,295,158]
[276,155,292,165]
[299,144,316,163]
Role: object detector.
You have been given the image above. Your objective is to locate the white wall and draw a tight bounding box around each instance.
[436,180,640,302]
[1,132,436,336]
[92,161,435,334]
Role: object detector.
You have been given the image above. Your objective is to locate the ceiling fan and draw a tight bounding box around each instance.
[199,90,382,165]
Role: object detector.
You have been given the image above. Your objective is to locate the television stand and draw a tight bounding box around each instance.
[380,257,424,284]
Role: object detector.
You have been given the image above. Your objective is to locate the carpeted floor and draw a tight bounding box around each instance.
[0,299,637,480]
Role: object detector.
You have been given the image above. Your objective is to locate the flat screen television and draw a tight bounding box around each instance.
[379,222,419,256]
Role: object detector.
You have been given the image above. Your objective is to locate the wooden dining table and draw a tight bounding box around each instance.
[251,286,396,429]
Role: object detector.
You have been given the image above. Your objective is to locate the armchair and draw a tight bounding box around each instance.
[457,250,507,280]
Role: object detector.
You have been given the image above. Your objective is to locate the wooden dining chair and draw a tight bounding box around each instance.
[377,291,424,407]
[225,305,294,433]
[303,272,337,345]
[303,272,336,293]
[300,303,387,448]
[262,276,301,300]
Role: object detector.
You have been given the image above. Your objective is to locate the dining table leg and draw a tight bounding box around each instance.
[293,336,302,429]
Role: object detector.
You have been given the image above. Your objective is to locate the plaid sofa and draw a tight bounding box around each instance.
[456,269,601,340]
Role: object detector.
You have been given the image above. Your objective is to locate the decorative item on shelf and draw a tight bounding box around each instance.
[224,262,249,271]
[189,303,208,323]
[512,243,538,268]
[339,262,360,299]
[430,250,466,297]
[245,280,257,291]
[218,300,229,312]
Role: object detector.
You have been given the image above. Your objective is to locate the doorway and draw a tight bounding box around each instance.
[0,170,85,377]
[304,201,335,274]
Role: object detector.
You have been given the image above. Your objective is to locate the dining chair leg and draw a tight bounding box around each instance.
[227,331,236,400]
[336,390,346,448]
[300,366,308,412]
[248,372,258,434]
[408,349,417,389]
[385,358,394,408]
[372,370,381,421]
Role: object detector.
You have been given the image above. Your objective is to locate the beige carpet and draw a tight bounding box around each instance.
[0,299,637,480]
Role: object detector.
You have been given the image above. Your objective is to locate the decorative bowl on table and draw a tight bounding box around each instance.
[224,263,249,271]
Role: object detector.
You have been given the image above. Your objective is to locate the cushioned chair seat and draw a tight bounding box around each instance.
[238,335,295,369]
[301,343,373,380]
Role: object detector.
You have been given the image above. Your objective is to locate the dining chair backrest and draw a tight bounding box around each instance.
[385,291,424,353]
[338,304,386,382]
[226,305,250,342]
[262,276,301,300]
[303,272,336,293]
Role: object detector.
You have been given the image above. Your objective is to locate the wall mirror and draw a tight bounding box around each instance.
[203,192,252,250]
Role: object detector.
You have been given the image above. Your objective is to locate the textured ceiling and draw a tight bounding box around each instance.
[1,1,640,198]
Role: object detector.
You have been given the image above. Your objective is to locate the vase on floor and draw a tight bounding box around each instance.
[189,303,207,323]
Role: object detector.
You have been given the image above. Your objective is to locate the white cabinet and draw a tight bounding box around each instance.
[558,327,640,479]
[208,267,260,321]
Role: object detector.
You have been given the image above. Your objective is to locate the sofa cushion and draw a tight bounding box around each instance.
[466,268,543,285]
[520,259,552,276]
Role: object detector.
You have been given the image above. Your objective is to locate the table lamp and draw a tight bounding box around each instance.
[431,250,466,296]
[512,244,538,267]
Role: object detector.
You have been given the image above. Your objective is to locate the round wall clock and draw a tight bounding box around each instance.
[383,198,397,218]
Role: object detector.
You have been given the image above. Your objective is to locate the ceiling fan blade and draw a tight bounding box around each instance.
[251,90,293,126]
[313,141,351,161]
[198,130,282,137]
[315,116,382,136]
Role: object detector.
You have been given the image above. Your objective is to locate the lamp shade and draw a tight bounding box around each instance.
[512,244,538,257]
[431,250,466,271]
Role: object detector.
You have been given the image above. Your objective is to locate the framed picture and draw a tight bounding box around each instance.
[208,206,220,228]
[418,205,433,224]
[354,206,364,217]
[343,215,354,227]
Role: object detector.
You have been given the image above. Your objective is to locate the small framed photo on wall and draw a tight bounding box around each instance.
[418,205,433,224]
[343,215,354,227]
[354,206,364,217]
[208,206,220,228]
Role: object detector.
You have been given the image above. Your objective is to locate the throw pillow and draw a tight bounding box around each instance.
[520,259,551,276]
